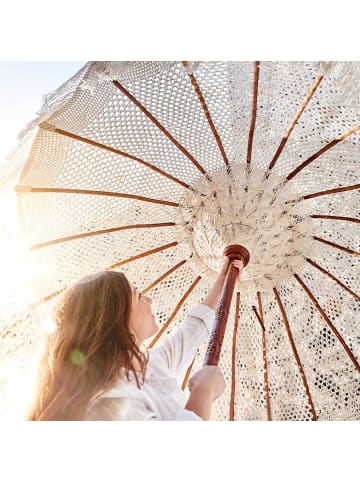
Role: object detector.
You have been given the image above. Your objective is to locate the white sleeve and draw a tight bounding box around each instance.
[86,397,159,421]
[150,303,215,378]
[86,397,203,421]
[173,408,203,421]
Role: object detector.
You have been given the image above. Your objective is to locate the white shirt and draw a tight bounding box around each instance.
[86,303,215,421]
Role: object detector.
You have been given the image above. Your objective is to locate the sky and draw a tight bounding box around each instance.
[0,62,86,169]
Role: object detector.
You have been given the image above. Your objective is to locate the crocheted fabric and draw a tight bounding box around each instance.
[1,61,359,420]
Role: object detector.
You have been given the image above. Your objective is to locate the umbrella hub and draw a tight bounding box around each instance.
[177,163,314,292]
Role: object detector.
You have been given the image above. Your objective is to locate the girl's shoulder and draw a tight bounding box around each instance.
[85,396,152,421]
[85,377,151,421]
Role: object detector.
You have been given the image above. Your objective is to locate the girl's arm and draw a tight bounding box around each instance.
[201,257,244,310]
[184,257,244,420]
[149,258,243,380]
[184,365,225,420]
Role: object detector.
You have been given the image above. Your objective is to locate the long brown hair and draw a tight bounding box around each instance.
[27,271,148,420]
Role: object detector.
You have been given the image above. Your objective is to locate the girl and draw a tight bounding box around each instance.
[27,257,243,420]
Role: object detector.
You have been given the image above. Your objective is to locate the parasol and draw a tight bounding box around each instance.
[2,61,359,420]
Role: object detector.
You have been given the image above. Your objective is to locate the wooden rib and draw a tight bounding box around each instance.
[313,236,360,257]
[108,242,178,270]
[268,73,324,170]
[28,285,67,309]
[141,260,187,295]
[286,125,360,181]
[247,61,260,165]
[304,184,360,200]
[230,292,240,421]
[36,247,182,306]
[182,61,229,166]
[147,276,202,348]
[39,123,189,189]
[181,356,196,391]
[30,223,175,250]
[294,274,360,373]
[273,287,318,421]
[112,80,206,175]
[311,215,360,224]
[252,306,265,332]
[306,258,360,301]
[39,289,65,305]
[18,186,178,208]
[257,292,272,421]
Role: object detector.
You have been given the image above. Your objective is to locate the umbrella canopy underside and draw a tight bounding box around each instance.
[2,61,359,420]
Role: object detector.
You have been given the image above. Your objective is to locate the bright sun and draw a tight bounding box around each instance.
[0,192,34,305]
[0,191,51,419]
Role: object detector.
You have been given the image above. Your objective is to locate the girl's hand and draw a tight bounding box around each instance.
[188,365,225,401]
[185,366,226,419]
[219,256,244,280]
[202,256,244,311]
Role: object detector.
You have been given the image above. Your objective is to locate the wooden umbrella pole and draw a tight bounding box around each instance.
[203,245,250,366]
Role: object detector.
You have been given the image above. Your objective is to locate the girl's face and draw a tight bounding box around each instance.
[128,283,158,344]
